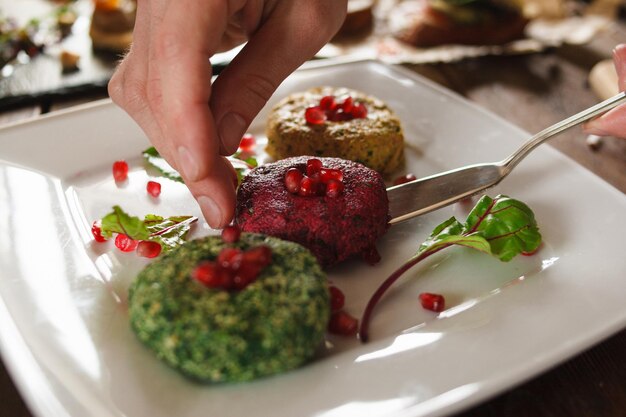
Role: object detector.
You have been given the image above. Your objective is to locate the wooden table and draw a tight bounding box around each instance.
[1,22,625,417]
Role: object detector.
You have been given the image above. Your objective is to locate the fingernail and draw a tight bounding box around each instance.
[219,112,247,154]
[178,146,199,181]
[198,196,223,229]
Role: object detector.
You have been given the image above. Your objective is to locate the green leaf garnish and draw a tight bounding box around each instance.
[233,150,259,168]
[100,206,150,240]
[142,146,258,186]
[232,150,258,186]
[359,194,541,342]
[142,147,184,183]
[143,214,197,252]
[462,194,542,261]
[100,206,197,254]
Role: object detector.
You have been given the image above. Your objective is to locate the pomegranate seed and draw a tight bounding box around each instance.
[306,158,323,176]
[319,168,343,183]
[325,106,339,119]
[115,234,138,252]
[239,133,256,151]
[393,173,417,186]
[419,292,445,312]
[192,245,273,291]
[217,247,243,271]
[327,110,351,122]
[231,275,253,290]
[192,261,228,288]
[328,311,358,336]
[243,245,272,266]
[351,102,368,119]
[146,180,161,197]
[232,262,262,290]
[236,259,263,279]
[325,179,344,198]
[112,160,129,182]
[284,168,304,194]
[298,176,318,196]
[91,220,107,242]
[329,286,345,312]
[221,225,241,243]
[136,240,162,258]
[309,171,321,182]
[305,106,326,125]
[319,95,336,111]
[340,96,353,113]
[361,246,381,265]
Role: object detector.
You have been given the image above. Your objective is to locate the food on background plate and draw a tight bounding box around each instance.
[90,0,136,52]
[390,0,528,47]
[128,232,330,383]
[235,156,389,268]
[56,5,78,36]
[60,50,80,72]
[0,3,80,71]
[265,87,405,176]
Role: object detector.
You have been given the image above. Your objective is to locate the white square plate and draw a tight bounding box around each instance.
[1,61,625,417]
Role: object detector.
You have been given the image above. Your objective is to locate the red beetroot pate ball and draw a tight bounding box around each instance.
[235,156,389,268]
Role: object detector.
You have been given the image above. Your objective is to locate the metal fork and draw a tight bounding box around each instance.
[388,91,626,224]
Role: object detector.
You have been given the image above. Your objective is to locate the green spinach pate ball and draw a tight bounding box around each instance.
[129,233,330,383]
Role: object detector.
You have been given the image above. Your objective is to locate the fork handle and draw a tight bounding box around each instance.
[500,91,626,174]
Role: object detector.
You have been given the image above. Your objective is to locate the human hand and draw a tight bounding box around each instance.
[584,44,626,139]
[108,0,347,228]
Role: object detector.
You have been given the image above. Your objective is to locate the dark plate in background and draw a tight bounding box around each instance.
[0,0,117,110]
[0,0,231,111]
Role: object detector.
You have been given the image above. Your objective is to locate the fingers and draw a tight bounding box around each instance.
[153,0,227,181]
[149,0,238,227]
[583,106,626,139]
[109,1,167,158]
[210,0,348,155]
[583,44,626,138]
[109,0,348,229]
[187,156,237,228]
[613,43,626,91]
[110,0,237,227]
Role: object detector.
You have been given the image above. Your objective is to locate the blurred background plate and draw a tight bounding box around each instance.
[0,0,232,111]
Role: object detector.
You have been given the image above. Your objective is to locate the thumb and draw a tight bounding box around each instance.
[210,0,347,155]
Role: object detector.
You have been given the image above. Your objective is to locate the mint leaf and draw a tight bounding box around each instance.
[360,194,541,342]
[100,206,150,240]
[99,206,197,254]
